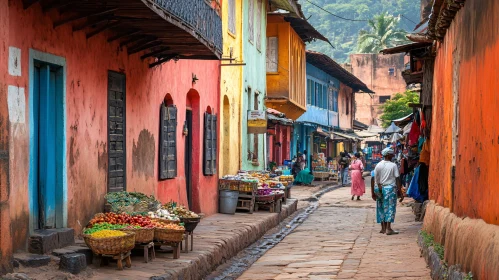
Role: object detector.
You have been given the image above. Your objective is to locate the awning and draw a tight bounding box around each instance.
[330,131,359,141]
[355,131,379,138]
[267,114,293,126]
[353,120,369,130]
[380,42,432,55]
[384,122,402,134]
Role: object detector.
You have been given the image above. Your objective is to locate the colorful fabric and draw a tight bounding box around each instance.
[419,139,431,165]
[294,168,314,185]
[382,147,394,156]
[350,160,365,196]
[374,185,397,223]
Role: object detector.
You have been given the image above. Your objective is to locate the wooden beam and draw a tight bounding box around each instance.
[23,0,40,9]
[408,103,423,108]
[73,17,112,32]
[53,8,118,28]
[119,35,152,47]
[140,47,170,60]
[107,30,141,42]
[128,41,163,55]
[42,0,75,13]
[86,21,121,39]
[149,54,178,68]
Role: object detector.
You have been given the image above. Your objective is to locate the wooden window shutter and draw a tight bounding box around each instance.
[203,112,217,175]
[159,103,177,180]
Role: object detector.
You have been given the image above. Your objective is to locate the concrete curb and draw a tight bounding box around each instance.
[417,231,469,280]
[151,199,299,280]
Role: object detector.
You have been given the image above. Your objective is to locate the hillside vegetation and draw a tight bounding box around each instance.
[301,0,420,62]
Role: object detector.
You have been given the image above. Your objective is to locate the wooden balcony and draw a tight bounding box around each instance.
[24,0,223,66]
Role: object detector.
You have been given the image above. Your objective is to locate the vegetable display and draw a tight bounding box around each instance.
[151,220,185,230]
[83,223,138,235]
[90,229,127,238]
[87,213,154,228]
[148,209,180,221]
[105,191,161,215]
[162,203,199,218]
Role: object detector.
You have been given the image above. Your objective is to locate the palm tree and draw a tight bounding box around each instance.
[356,13,408,53]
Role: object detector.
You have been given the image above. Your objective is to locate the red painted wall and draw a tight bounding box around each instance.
[430,0,499,225]
[3,1,220,257]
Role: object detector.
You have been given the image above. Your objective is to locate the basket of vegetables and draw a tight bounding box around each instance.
[256,188,275,202]
[153,222,185,242]
[83,229,136,255]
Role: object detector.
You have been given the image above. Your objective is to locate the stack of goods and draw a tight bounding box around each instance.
[278,175,293,186]
[85,212,155,244]
[153,219,185,243]
[163,202,200,231]
[265,180,284,189]
[105,191,161,216]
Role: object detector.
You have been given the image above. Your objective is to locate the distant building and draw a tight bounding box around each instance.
[345,53,407,125]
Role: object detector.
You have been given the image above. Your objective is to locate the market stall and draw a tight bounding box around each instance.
[83,191,200,269]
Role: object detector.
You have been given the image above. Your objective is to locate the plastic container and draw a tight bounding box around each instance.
[219,190,239,214]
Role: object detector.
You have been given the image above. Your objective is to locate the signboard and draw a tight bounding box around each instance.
[320,143,327,149]
[248,110,267,134]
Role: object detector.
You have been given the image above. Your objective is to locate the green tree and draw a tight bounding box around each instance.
[379,90,419,127]
[301,0,420,62]
[356,13,408,53]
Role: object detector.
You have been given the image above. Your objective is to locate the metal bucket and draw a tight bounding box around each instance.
[219,190,239,214]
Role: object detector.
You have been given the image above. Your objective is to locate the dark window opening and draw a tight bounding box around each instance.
[159,103,177,180]
[203,111,217,175]
[379,96,391,104]
[388,68,395,76]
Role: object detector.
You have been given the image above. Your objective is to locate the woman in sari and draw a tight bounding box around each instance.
[349,153,365,200]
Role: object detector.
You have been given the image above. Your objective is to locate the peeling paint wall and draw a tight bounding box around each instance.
[2,0,221,258]
[338,83,354,130]
[430,0,499,225]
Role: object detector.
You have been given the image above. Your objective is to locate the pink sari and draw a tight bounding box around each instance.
[350,159,365,196]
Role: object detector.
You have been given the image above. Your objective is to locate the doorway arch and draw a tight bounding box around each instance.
[185,89,200,212]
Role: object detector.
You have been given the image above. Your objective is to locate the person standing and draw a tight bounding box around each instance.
[373,148,403,235]
[339,152,350,186]
[349,153,365,200]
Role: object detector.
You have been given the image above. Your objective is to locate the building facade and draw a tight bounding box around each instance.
[0,0,222,272]
[220,0,243,176]
[240,0,267,170]
[348,53,407,125]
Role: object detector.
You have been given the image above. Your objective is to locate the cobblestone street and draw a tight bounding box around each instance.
[238,179,430,280]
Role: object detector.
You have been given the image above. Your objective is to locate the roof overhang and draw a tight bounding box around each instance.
[265,97,306,121]
[284,17,332,47]
[268,0,303,18]
[380,42,432,55]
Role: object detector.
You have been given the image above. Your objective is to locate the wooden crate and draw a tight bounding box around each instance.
[236,197,254,214]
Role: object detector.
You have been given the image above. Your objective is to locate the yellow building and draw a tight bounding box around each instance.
[265,14,330,121]
[219,0,243,176]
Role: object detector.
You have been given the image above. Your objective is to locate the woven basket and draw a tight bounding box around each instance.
[256,194,275,202]
[180,217,200,232]
[154,228,185,242]
[83,231,135,255]
[151,218,180,225]
[119,227,154,243]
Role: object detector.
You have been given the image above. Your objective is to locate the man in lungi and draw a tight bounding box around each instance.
[372,147,404,235]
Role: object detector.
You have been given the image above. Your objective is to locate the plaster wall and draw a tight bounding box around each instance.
[350,53,406,125]
[241,0,267,170]
[430,0,499,225]
[338,82,354,130]
[219,0,243,176]
[3,1,220,257]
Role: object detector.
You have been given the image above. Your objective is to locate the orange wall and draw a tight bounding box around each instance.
[430,0,499,225]
[266,16,306,110]
[338,82,354,129]
[3,1,220,257]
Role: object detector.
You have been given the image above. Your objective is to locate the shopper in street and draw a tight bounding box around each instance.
[339,152,350,186]
[373,147,403,235]
[291,155,303,179]
[349,153,365,200]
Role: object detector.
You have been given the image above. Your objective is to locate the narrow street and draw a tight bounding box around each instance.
[238,179,430,280]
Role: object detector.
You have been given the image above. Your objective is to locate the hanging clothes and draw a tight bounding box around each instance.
[408,121,420,146]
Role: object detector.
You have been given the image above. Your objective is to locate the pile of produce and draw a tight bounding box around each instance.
[87,213,154,228]
[163,202,199,218]
[90,229,127,239]
[248,172,269,181]
[279,175,294,182]
[105,191,161,216]
[257,188,273,196]
[83,223,139,235]
[151,219,185,230]
[147,209,180,221]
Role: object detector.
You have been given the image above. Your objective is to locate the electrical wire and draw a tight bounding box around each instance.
[305,0,368,22]
[400,14,418,25]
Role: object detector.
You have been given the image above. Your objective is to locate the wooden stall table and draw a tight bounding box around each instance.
[100,251,132,270]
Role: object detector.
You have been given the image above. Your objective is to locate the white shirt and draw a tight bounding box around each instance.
[374,160,400,186]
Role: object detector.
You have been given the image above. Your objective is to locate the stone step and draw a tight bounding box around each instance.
[13,253,51,268]
[28,228,74,254]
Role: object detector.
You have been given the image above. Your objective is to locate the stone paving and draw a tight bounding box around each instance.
[238,179,430,280]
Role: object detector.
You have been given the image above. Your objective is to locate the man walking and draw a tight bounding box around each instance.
[372,147,403,235]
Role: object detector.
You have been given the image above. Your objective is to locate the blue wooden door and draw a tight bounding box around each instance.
[35,64,58,229]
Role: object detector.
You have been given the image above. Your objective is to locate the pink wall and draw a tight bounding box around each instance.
[4,1,220,254]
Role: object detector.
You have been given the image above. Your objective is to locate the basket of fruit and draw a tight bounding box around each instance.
[153,223,185,243]
[83,230,136,255]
